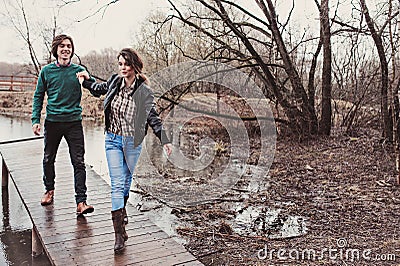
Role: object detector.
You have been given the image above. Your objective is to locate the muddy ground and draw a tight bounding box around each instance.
[171,128,400,265]
[1,91,399,265]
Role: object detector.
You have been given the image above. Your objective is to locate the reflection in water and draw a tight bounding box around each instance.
[75,215,93,239]
[0,186,51,265]
[232,205,307,239]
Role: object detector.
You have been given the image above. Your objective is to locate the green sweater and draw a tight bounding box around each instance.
[31,62,90,125]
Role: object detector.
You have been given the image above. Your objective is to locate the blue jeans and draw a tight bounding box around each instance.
[43,120,87,204]
[105,132,142,211]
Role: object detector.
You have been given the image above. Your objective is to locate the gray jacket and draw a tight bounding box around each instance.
[82,74,169,147]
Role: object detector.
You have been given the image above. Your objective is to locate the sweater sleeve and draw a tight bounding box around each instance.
[31,70,46,125]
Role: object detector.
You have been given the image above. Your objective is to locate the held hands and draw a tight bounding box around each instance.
[76,71,90,85]
[32,124,41,136]
[163,143,173,157]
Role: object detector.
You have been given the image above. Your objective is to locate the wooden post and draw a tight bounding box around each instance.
[2,158,8,187]
[10,75,13,91]
[32,227,43,257]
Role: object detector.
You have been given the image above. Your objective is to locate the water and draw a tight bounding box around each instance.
[0,115,52,265]
[232,205,306,239]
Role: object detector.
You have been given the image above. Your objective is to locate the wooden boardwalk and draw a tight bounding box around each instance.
[0,138,202,266]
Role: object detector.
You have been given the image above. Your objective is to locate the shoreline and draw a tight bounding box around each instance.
[0,90,104,124]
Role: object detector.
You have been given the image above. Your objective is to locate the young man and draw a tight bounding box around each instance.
[31,34,94,216]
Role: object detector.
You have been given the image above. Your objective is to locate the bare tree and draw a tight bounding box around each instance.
[3,0,41,75]
[2,0,61,76]
[317,0,332,135]
[360,0,390,141]
[133,11,189,73]
[160,0,323,137]
[79,48,118,80]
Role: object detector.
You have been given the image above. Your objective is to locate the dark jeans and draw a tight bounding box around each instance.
[43,120,87,204]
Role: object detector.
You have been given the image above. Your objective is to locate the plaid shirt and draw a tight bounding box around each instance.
[108,79,137,136]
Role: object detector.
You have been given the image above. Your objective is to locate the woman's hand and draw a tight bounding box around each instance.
[163,143,173,157]
[76,71,90,85]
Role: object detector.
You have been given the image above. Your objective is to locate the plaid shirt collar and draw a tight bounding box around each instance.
[120,78,136,90]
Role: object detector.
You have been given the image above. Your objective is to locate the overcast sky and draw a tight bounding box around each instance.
[0,0,170,63]
[0,0,347,65]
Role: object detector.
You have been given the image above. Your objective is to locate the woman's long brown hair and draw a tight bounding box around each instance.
[118,48,149,85]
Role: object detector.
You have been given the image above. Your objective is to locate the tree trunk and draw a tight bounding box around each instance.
[258,0,319,135]
[319,0,332,135]
[360,0,391,141]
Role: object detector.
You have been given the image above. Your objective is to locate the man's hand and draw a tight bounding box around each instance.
[32,124,41,136]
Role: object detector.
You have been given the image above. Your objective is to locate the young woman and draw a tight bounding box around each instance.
[77,48,172,253]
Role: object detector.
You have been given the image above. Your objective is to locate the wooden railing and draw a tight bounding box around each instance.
[0,75,37,91]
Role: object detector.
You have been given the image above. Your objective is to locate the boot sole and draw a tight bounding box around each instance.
[41,201,53,206]
[76,206,94,216]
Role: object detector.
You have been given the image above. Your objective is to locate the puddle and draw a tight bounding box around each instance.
[232,205,306,239]
[226,166,306,239]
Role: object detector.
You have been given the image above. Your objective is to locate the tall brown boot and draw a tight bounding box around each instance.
[121,216,128,242]
[111,209,126,253]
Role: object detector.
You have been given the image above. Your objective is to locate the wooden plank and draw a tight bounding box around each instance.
[39,217,149,238]
[0,139,202,265]
[50,232,171,266]
[46,227,167,249]
[72,237,197,266]
[43,222,159,244]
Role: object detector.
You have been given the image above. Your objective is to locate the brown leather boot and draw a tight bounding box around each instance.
[76,201,94,216]
[40,190,54,206]
[112,209,126,253]
[121,217,128,241]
